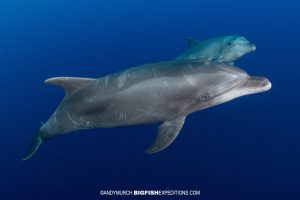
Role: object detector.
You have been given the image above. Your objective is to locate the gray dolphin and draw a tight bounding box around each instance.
[175,35,256,65]
[23,61,271,160]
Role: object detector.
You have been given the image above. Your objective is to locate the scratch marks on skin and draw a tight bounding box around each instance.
[118,71,128,88]
[67,111,80,126]
[79,117,93,128]
[105,76,109,88]
[183,73,196,87]
[117,68,138,89]
[52,111,58,123]
[119,112,127,120]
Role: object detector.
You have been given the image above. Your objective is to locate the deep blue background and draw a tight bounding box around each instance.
[1,0,300,199]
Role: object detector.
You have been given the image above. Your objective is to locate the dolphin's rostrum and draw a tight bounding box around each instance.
[23,61,271,160]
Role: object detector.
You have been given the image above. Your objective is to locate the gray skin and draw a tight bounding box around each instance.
[23,61,271,160]
[175,35,256,64]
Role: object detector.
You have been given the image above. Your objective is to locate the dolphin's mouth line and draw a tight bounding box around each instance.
[241,42,256,51]
[241,41,253,46]
[237,39,251,45]
[242,77,272,92]
[236,40,255,48]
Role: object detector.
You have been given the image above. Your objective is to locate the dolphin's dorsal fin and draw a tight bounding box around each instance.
[44,77,96,95]
[185,37,200,47]
[146,116,186,154]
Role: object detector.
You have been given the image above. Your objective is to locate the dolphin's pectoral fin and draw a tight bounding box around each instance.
[185,37,200,48]
[146,116,186,154]
[22,134,43,161]
[44,77,96,95]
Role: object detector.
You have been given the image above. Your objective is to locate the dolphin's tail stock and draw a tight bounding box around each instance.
[22,133,43,161]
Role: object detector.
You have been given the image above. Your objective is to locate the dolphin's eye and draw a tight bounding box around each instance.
[227,42,232,46]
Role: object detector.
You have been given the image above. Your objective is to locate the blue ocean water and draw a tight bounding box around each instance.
[1,0,300,199]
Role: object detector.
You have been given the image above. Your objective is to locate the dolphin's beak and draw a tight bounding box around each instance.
[244,76,272,92]
[250,44,256,51]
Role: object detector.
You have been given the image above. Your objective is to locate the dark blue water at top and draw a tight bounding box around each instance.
[1,0,300,199]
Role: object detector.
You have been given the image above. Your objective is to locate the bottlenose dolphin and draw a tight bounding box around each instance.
[175,35,256,64]
[23,61,271,160]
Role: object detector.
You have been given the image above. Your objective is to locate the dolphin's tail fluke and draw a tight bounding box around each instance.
[22,134,43,161]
